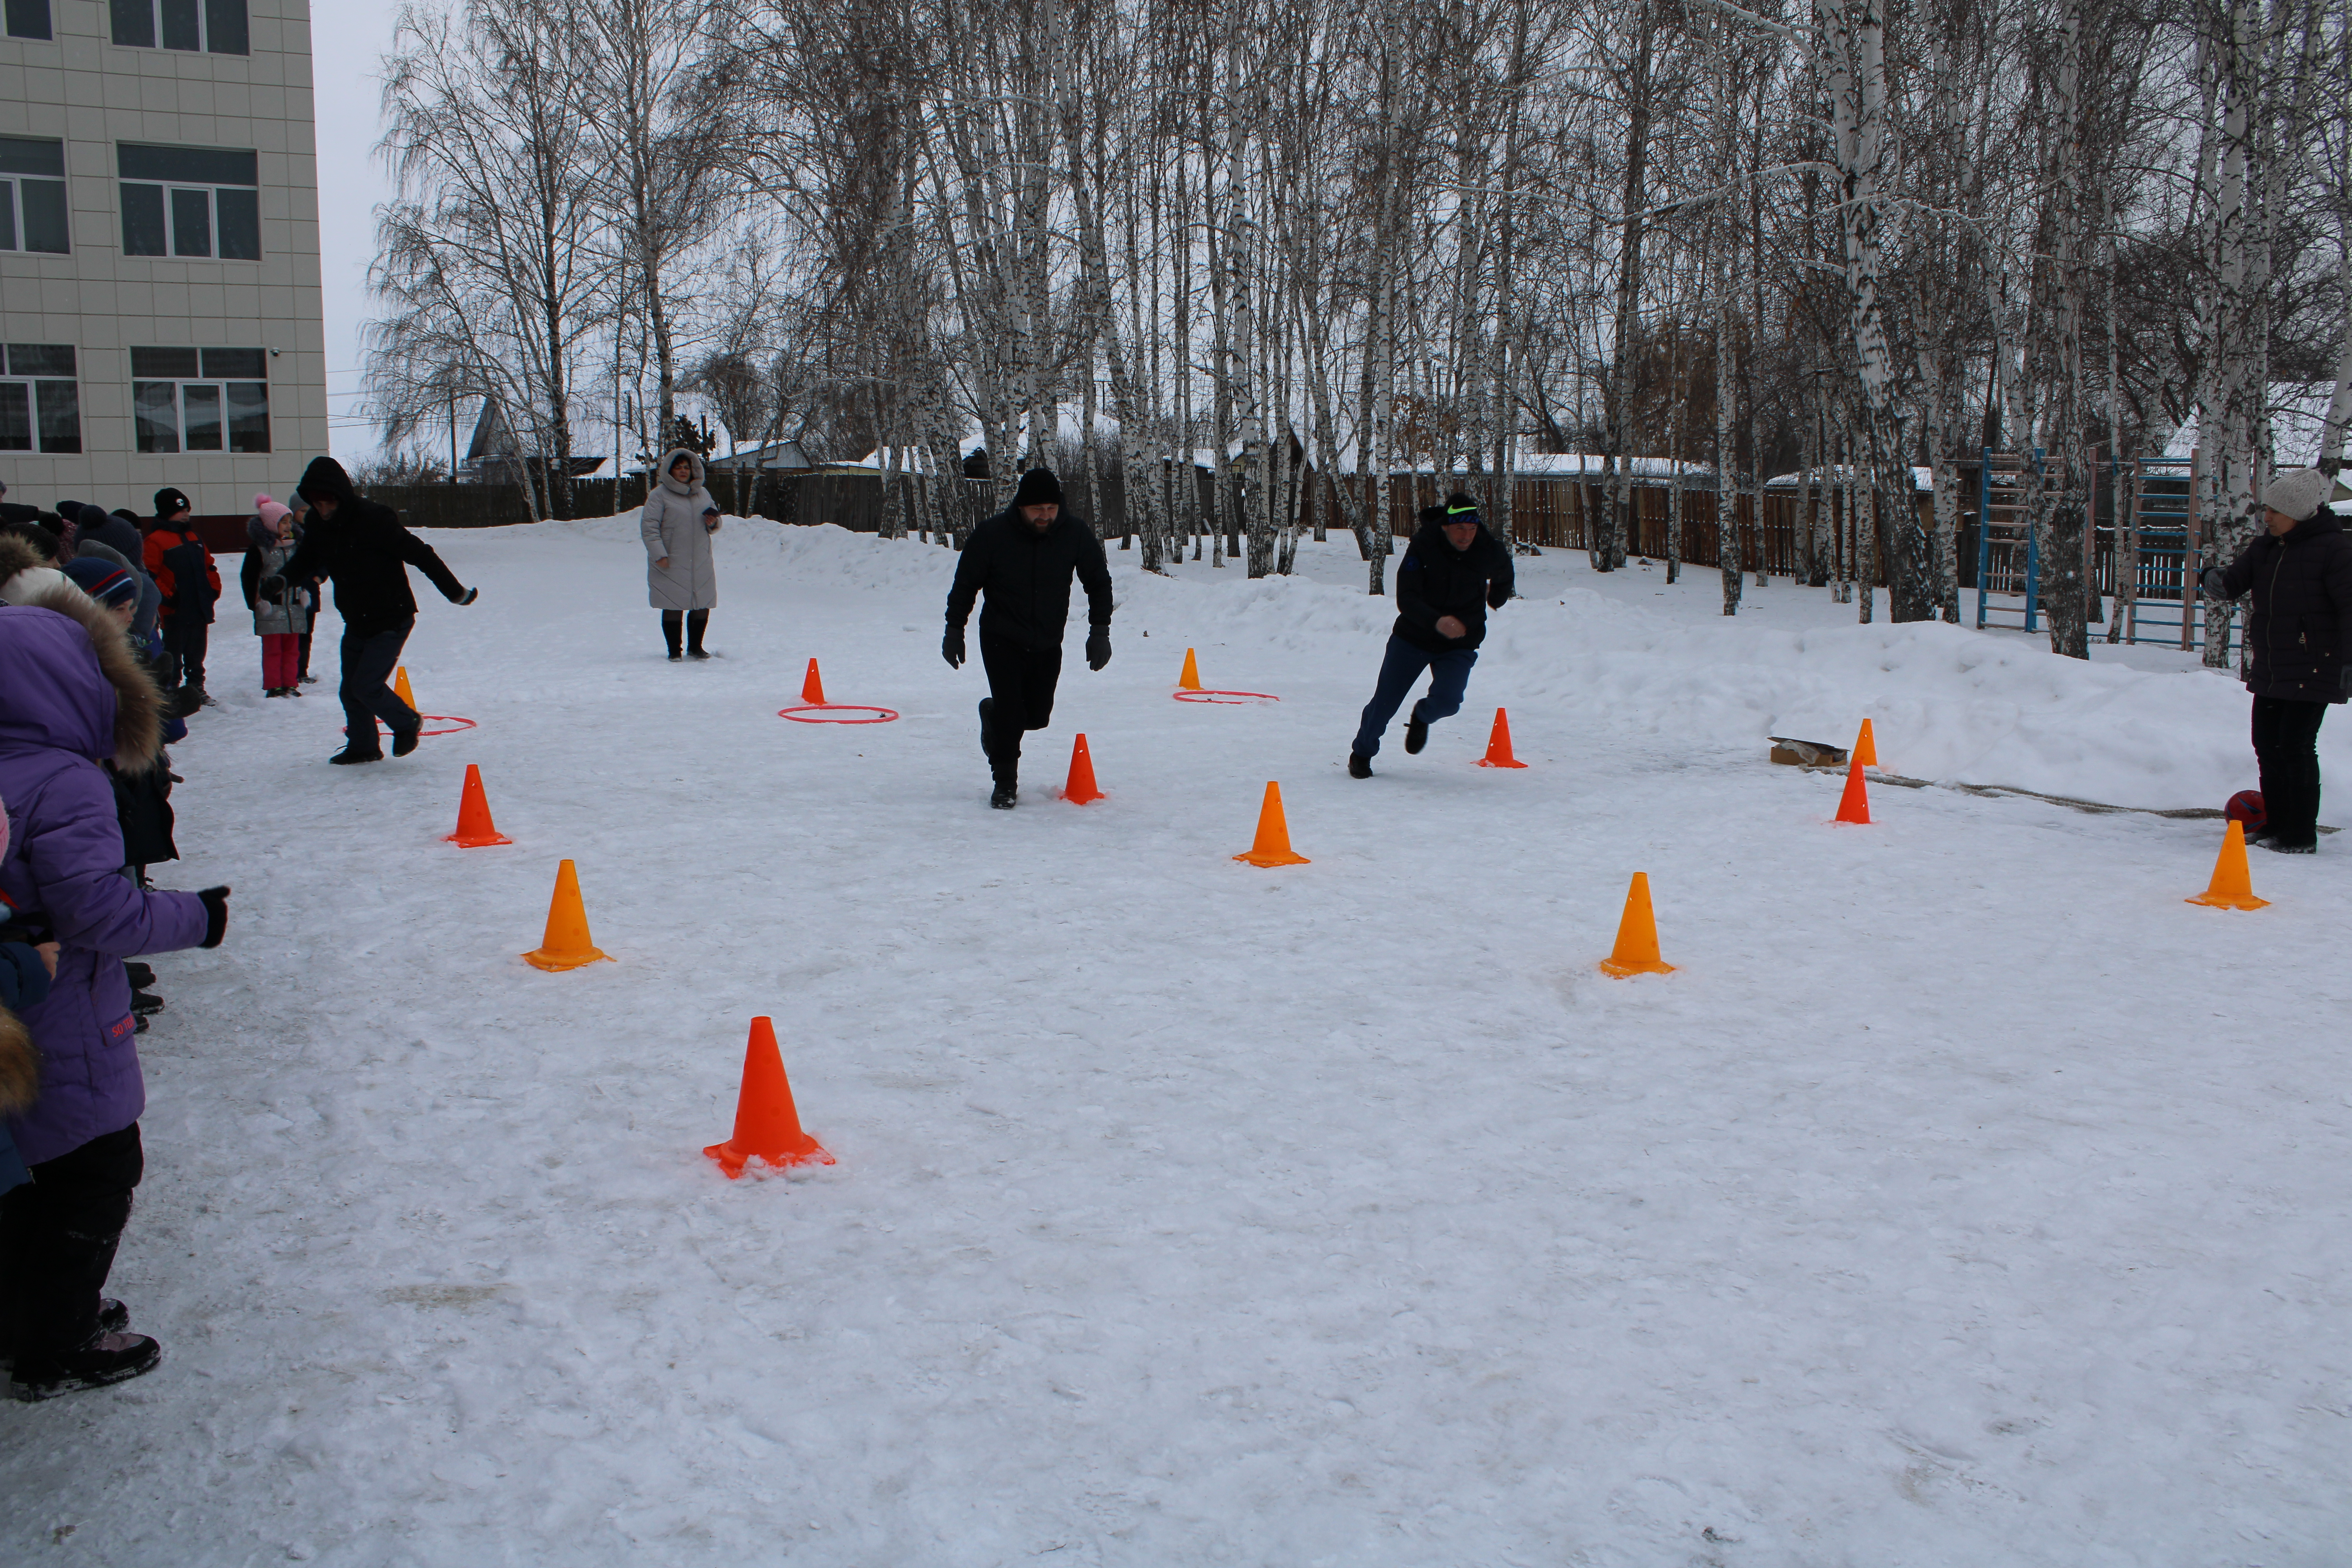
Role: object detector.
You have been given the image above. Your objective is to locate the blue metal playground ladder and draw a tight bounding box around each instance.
[1974,448,2040,633]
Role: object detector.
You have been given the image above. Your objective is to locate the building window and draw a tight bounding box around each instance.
[109,0,245,54]
[118,145,259,260]
[131,347,269,454]
[5,0,52,40]
[0,345,83,454]
[0,137,70,254]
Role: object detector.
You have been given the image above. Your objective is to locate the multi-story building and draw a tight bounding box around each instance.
[0,0,327,518]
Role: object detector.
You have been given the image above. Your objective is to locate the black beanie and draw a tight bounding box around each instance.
[154,486,191,519]
[1012,468,1064,508]
[1443,492,1481,520]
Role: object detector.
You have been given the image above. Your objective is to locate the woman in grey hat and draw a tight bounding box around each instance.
[2207,467,2352,851]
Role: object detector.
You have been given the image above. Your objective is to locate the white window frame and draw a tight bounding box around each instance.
[131,347,270,455]
[110,0,246,55]
[0,345,83,456]
[0,136,69,255]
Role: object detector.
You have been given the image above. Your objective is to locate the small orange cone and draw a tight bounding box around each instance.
[704,1016,833,1177]
[446,763,512,847]
[1177,648,1202,690]
[1854,718,1878,766]
[394,665,418,710]
[522,859,611,970]
[1598,872,1677,976]
[1834,758,1872,824]
[1232,781,1309,866]
[2186,820,2270,910]
[801,659,826,705]
[1063,733,1104,804]
[1473,707,1528,768]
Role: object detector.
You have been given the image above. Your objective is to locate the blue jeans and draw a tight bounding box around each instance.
[339,619,417,756]
[1352,635,1477,758]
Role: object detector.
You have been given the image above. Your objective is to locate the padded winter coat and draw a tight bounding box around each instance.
[1392,519,1516,654]
[946,508,1114,651]
[0,538,209,1167]
[2220,509,2352,703]
[240,517,314,636]
[143,522,220,627]
[640,450,720,612]
[281,456,470,634]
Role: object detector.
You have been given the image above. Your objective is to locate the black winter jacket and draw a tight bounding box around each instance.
[946,509,1114,651]
[1392,520,1515,653]
[2220,510,2352,703]
[281,457,468,634]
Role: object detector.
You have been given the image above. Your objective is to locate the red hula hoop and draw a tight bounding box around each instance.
[1172,689,1281,704]
[779,704,900,724]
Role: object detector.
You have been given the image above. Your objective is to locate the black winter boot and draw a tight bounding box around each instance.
[661,612,683,661]
[1403,708,1429,755]
[10,1331,161,1402]
[391,724,422,758]
[1348,753,1372,779]
[686,609,710,659]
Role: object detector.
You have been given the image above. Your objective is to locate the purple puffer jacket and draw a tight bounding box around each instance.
[0,567,208,1166]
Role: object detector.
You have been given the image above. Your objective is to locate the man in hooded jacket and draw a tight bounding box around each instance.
[1348,493,1515,776]
[277,457,479,765]
[943,468,1114,808]
[140,488,218,707]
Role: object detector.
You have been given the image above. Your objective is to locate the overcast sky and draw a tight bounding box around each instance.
[311,0,401,463]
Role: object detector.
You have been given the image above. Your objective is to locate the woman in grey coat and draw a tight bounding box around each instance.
[640,448,720,660]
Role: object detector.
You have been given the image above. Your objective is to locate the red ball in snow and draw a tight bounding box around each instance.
[2226,789,2266,831]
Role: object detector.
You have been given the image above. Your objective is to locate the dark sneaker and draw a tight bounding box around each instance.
[990,783,1017,810]
[1348,753,1372,779]
[2267,839,2317,854]
[668,651,684,662]
[10,1332,162,1402]
[391,725,422,758]
[0,1301,126,1373]
[301,673,318,684]
[130,990,164,1015]
[133,1013,148,1035]
[687,648,711,661]
[328,747,383,765]
[1403,713,1428,754]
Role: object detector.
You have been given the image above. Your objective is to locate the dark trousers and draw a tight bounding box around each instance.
[0,1124,143,1359]
[298,629,313,678]
[1352,634,1477,758]
[161,619,208,692]
[340,618,417,756]
[980,632,1063,780]
[660,609,709,656]
[2252,696,2329,848]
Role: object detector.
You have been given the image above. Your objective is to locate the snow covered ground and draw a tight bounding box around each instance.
[4,518,2348,1566]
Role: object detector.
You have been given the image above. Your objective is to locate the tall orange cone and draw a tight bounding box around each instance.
[522,859,611,970]
[1854,717,1878,766]
[394,665,418,710]
[1473,707,1528,768]
[1233,782,1309,866]
[704,1016,833,1177]
[1599,872,1677,977]
[446,763,512,847]
[1062,733,1104,804]
[1177,648,1203,690]
[2186,820,2270,910]
[801,659,827,705]
[1834,757,1872,824]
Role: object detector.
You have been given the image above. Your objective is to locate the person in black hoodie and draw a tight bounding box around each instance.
[943,467,1114,808]
[1348,493,1515,777]
[277,457,479,765]
[2205,467,2352,852]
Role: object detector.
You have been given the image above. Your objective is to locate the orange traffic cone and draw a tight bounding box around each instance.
[2186,820,2271,910]
[394,665,417,710]
[1233,781,1309,866]
[1834,758,1872,824]
[1063,733,1104,804]
[1177,648,1203,690]
[1473,707,1528,768]
[1854,717,1878,767]
[1598,872,1676,977]
[522,859,611,970]
[705,1016,833,1177]
[446,763,512,847]
[801,659,826,705]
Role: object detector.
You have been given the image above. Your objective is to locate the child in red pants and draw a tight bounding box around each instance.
[240,495,313,697]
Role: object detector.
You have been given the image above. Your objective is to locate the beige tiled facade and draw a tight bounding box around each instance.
[0,0,325,515]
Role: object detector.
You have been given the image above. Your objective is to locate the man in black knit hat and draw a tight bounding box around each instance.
[943,467,1114,808]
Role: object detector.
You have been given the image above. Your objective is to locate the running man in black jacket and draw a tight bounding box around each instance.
[1348,493,1515,777]
[279,456,478,765]
[943,468,1114,808]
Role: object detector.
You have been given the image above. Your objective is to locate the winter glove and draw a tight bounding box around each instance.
[197,885,231,949]
[456,586,479,606]
[1085,626,1111,671]
[2200,566,2229,598]
[943,625,966,669]
[258,575,286,605]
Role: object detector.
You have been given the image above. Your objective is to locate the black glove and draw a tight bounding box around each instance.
[197,885,230,949]
[259,575,285,604]
[2200,566,2228,598]
[943,626,965,669]
[457,586,479,606]
[1085,626,1111,671]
